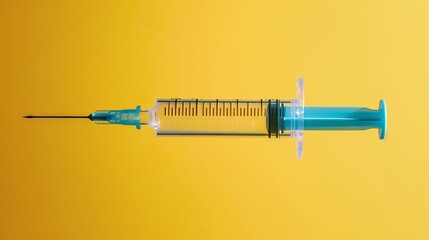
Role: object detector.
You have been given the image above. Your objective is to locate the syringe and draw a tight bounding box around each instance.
[24,79,387,157]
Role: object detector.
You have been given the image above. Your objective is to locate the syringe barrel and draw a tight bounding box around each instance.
[148,99,294,137]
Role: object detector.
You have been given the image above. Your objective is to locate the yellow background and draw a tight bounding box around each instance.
[1,1,428,239]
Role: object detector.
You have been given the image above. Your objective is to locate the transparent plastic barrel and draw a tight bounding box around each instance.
[141,78,305,157]
[150,99,294,137]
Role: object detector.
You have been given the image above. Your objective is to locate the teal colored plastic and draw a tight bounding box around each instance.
[378,100,387,139]
[91,106,141,129]
[281,100,387,139]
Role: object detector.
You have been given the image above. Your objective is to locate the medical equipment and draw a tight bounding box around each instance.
[24,79,387,157]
